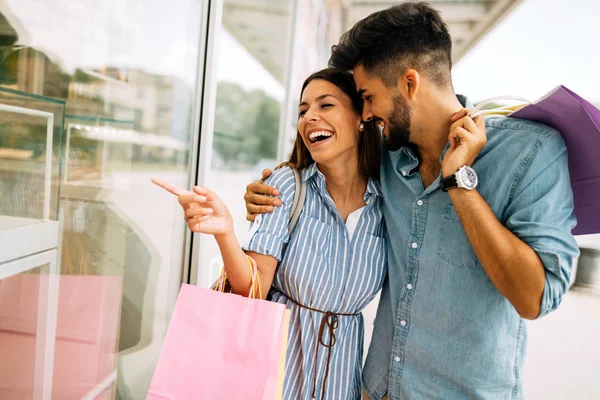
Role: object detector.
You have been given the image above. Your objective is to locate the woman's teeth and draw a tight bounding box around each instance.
[309,130,334,143]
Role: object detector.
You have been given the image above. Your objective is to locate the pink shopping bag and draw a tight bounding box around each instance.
[147,283,288,400]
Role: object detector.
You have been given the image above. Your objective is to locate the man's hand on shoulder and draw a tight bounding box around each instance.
[245,168,282,222]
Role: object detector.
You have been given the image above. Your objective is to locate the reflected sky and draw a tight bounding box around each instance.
[454,0,600,103]
[5,0,202,85]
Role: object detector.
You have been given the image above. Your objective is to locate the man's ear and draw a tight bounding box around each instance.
[397,69,421,100]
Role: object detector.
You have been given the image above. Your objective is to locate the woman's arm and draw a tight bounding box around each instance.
[214,230,278,298]
[184,186,280,299]
[152,178,277,299]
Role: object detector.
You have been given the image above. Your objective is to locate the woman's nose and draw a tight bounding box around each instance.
[306,109,319,121]
[362,105,374,122]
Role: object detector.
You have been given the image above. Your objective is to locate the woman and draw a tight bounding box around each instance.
[154,68,386,400]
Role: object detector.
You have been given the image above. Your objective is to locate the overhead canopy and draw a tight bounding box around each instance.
[222,0,292,84]
[222,0,523,83]
[346,0,523,61]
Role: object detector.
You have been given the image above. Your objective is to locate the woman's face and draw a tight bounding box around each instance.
[297,79,362,165]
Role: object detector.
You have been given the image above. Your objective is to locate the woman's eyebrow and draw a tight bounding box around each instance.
[299,94,337,108]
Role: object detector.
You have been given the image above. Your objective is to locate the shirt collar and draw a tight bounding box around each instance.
[440,142,451,163]
[388,144,419,177]
[366,177,383,198]
[302,162,320,182]
[457,94,473,109]
[301,162,383,199]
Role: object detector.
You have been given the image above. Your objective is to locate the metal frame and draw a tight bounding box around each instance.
[174,0,216,286]
[0,103,54,220]
[0,218,59,264]
[188,0,300,287]
[63,122,73,182]
[276,0,301,163]
[0,249,60,400]
[188,0,224,287]
[79,369,118,400]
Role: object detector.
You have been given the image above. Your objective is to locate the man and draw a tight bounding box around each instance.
[245,2,579,398]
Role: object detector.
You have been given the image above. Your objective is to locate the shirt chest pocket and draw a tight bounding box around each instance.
[286,215,332,273]
[437,204,480,268]
[305,216,332,253]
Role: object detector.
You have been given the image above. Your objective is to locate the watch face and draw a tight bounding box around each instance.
[460,167,478,189]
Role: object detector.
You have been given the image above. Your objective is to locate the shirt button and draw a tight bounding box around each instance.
[407,284,413,290]
[411,243,418,249]
[401,320,407,326]
[395,356,401,362]
[417,200,423,206]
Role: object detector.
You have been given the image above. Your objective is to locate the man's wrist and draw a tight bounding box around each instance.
[448,186,478,200]
[447,189,481,220]
[442,164,462,179]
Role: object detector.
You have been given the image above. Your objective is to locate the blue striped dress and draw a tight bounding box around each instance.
[245,164,387,400]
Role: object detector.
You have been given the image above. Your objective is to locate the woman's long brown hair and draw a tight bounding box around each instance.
[278,68,381,180]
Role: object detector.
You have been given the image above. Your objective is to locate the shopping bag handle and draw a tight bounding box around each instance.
[215,255,262,299]
[471,95,531,119]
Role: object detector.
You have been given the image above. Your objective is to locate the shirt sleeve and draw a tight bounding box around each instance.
[243,166,296,261]
[503,128,580,318]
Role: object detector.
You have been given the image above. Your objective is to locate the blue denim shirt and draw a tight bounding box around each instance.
[362,98,580,400]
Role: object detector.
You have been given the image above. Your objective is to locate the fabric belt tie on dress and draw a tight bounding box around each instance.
[284,294,358,400]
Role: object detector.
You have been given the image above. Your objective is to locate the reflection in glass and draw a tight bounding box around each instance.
[198,0,293,287]
[0,87,65,222]
[0,0,204,398]
[0,265,47,399]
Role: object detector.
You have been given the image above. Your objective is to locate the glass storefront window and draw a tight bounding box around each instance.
[0,0,206,398]
[196,0,294,288]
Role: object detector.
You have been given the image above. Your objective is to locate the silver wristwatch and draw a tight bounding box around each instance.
[441,165,478,192]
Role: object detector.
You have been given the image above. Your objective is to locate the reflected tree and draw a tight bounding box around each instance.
[213,81,280,169]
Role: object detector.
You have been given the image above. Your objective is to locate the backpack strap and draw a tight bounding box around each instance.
[288,167,306,236]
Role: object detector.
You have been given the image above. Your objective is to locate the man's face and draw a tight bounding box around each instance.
[353,64,412,151]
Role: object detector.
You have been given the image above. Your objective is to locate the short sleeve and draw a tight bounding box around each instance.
[243,166,296,261]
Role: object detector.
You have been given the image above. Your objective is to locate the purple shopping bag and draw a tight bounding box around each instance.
[511,86,600,235]
[147,283,287,400]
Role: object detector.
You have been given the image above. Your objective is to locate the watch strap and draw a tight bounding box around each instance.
[441,173,458,192]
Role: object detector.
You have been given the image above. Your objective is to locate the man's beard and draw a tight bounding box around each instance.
[384,94,412,151]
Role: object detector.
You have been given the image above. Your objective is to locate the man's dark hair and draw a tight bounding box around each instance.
[329,2,453,88]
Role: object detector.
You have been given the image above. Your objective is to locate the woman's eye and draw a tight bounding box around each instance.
[321,103,333,109]
[298,110,307,117]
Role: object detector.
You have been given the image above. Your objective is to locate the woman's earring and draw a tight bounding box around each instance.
[359,123,364,131]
